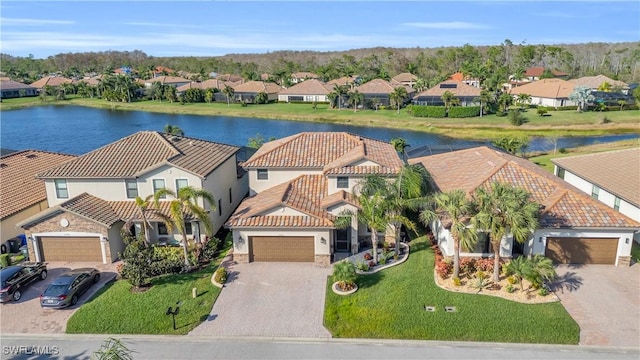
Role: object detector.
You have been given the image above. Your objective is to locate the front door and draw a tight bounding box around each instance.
[335,228,351,252]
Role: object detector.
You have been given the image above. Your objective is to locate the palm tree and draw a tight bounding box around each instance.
[154,186,216,268]
[389,86,408,114]
[420,190,477,278]
[332,84,348,110]
[472,182,540,282]
[498,92,513,112]
[255,91,268,104]
[441,90,458,111]
[163,124,184,136]
[516,93,532,110]
[123,195,171,244]
[347,89,364,112]
[204,88,215,104]
[222,85,235,106]
[474,90,494,117]
[390,137,409,164]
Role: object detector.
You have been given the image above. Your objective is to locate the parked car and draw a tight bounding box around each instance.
[40,268,100,308]
[0,262,48,302]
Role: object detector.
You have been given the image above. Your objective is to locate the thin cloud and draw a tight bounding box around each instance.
[1,17,74,26]
[403,21,491,30]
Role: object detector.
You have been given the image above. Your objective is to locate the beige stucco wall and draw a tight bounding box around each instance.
[248,168,322,195]
[1,201,48,243]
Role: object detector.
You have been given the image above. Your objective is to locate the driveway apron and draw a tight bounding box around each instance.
[189,262,332,338]
[550,264,639,347]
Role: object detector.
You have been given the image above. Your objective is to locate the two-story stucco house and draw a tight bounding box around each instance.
[409,146,639,266]
[18,131,248,264]
[226,132,403,266]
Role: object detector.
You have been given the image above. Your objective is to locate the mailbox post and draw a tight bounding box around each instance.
[166,301,182,330]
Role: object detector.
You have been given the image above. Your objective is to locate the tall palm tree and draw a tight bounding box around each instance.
[420,190,477,278]
[123,195,172,244]
[332,84,348,110]
[474,90,494,117]
[516,93,532,110]
[390,86,408,114]
[441,90,458,111]
[472,182,540,282]
[154,186,216,268]
[390,137,409,164]
[347,89,364,112]
[222,85,235,107]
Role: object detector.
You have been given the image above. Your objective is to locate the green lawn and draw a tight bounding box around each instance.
[324,236,580,344]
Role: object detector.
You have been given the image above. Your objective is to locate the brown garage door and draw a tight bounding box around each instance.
[545,237,618,265]
[40,236,103,262]
[249,236,314,262]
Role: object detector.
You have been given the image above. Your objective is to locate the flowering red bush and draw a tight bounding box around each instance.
[368,260,376,268]
[459,257,477,274]
[363,252,373,260]
[475,258,495,272]
[435,260,452,279]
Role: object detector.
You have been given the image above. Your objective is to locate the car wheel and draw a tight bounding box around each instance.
[71,295,78,306]
[93,273,101,283]
[40,270,48,280]
[12,290,21,301]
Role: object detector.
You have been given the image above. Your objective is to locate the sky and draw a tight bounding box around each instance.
[1,1,639,59]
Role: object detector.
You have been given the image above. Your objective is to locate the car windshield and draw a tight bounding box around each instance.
[44,284,69,296]
[0,268,20,288]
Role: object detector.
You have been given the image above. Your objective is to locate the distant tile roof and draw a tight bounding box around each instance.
[227,175,357,228]
[37,131,239,179]
[525,67,568,78]
[154,66,175,73]
[278,79,332,95]
[242,132,402,175]
[145,76,190,85]
[215,74,243,82]
[509,78,574,99]
[552,148,640,207]
[392,73,417,83]
[0,80,37,91]
[409,146,639,229]
[1,150,76,219]
[327,76,359,86]
[568,75,629,90]
[414,80,481,98]
[233,80,282,94]
[29,76,72,88]
[291,72,319,79]
[356,78,410,94]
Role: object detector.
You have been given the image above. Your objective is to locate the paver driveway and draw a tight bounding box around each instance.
[550,264,640,347]
[0,261,118,334]
[189,262,332,338]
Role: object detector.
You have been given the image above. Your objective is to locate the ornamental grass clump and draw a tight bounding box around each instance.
[332,261,357,292]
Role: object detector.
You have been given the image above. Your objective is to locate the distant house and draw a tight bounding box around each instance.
[447,72,480,88]
[290,72,319,84]
[74,75,102,87]
[176,79,231,96]
[1,150,76,250]
[552,148,640,228]
[29,76,72,90]
[326,76,361,88]
[0,80,38,99]
[144,76,191,88]
[509,78,576,108]
[232,81,282,103]
[412,80,481,106]
[524,67,569,81]
[215,74,244,83]
[568,75,630,94]
[153,66,175,77]
[355,79,414,108]
[391,73,418,88]
[277,79,332,103]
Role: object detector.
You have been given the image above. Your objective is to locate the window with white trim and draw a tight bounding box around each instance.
[176,179,188,192]
[337,176,349,189]
[153,179,166,198]
[125,179,138,199]
[257,169,268,180]
[54,179,68,199]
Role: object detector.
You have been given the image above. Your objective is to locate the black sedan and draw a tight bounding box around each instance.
[0,263,48,302]
[40,268,100,308]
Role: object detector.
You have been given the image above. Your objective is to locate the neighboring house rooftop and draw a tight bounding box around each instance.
[551,148,640,207]
[233,80,282,94]
[278,79,332,95]
[447,72,477,82]
[242,132,402,175]
[392,73,418,83]
[0,80,37,91]
[356,78,408,94]
[414,80,481,98]
[215,74,243,82]
[29,76,72,88]
[326,76,360,86]
[291,72,319,79]
[509,78,574,99]
[145,76,190,85]
[568,75,629,90]
[37,131,239,179]
[409,146,639,229]
[0,150,76,219]
[525,67,568,78]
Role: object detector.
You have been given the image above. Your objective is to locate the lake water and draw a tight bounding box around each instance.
[0,105,637,155]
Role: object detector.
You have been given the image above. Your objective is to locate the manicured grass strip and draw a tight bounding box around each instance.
[324,236,579,344]
[66,265,220,335]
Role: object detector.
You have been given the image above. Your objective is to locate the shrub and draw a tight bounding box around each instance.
[149,246,184,276]
[536,106,548,116]
[506,284,516,293]
[459,257,477,275]
[119,236,154,287]
[411,105,447,118]
[550,105,578,111]
[508,109,525,126]
[196,236,220,264]
[600,115,611,124]
[475,258,495,272]
[558,148,567,154]
[0,254,11,268]
[363,252,373,260]
[452,276,461,286]
[355,260,370,271]
[368,260,376,268]
[538,288,549,296]
[507,275,518,285]
[447,106,480,118]
[435,259,453,279]
[332,261,357,289]
[213,267,227,284]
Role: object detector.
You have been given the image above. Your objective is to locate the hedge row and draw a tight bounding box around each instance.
[412,105,447,118]
[448,106,481,118]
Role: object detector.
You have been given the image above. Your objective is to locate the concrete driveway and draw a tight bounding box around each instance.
[550,264,640,347]
[0,261,118,334]
[189,262,332,338]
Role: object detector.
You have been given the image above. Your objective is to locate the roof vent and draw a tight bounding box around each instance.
[25,154,37,159]
[171,136,181,142]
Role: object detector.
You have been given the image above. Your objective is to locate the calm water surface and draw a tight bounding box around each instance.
[0,106,637,155]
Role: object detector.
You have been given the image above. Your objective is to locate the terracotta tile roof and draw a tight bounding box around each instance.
[29,76,72,88]
[552,148,640,206]
[146,76,190,85]
[278,79,332,95]
[356,78,411,94]
[227,175,342,228]
[327,76,359,86]
[525,67,568,78]
[291,72,319,79]
[155,66,174,73]
[37,131,239,179]
[392,73,417,83]
[448,72,466,81]
[242,132,402,175]
[176,79,230,92]
[0,80,37,90]
[568,75,629,90]
[215,74,243,82]
[58,193,121,226]
[0,150,76,219]
[414,80,481,98]
[233,80,282,94]
[409,146,639,229]
[74,77,101,86]
[509,78,574,99]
